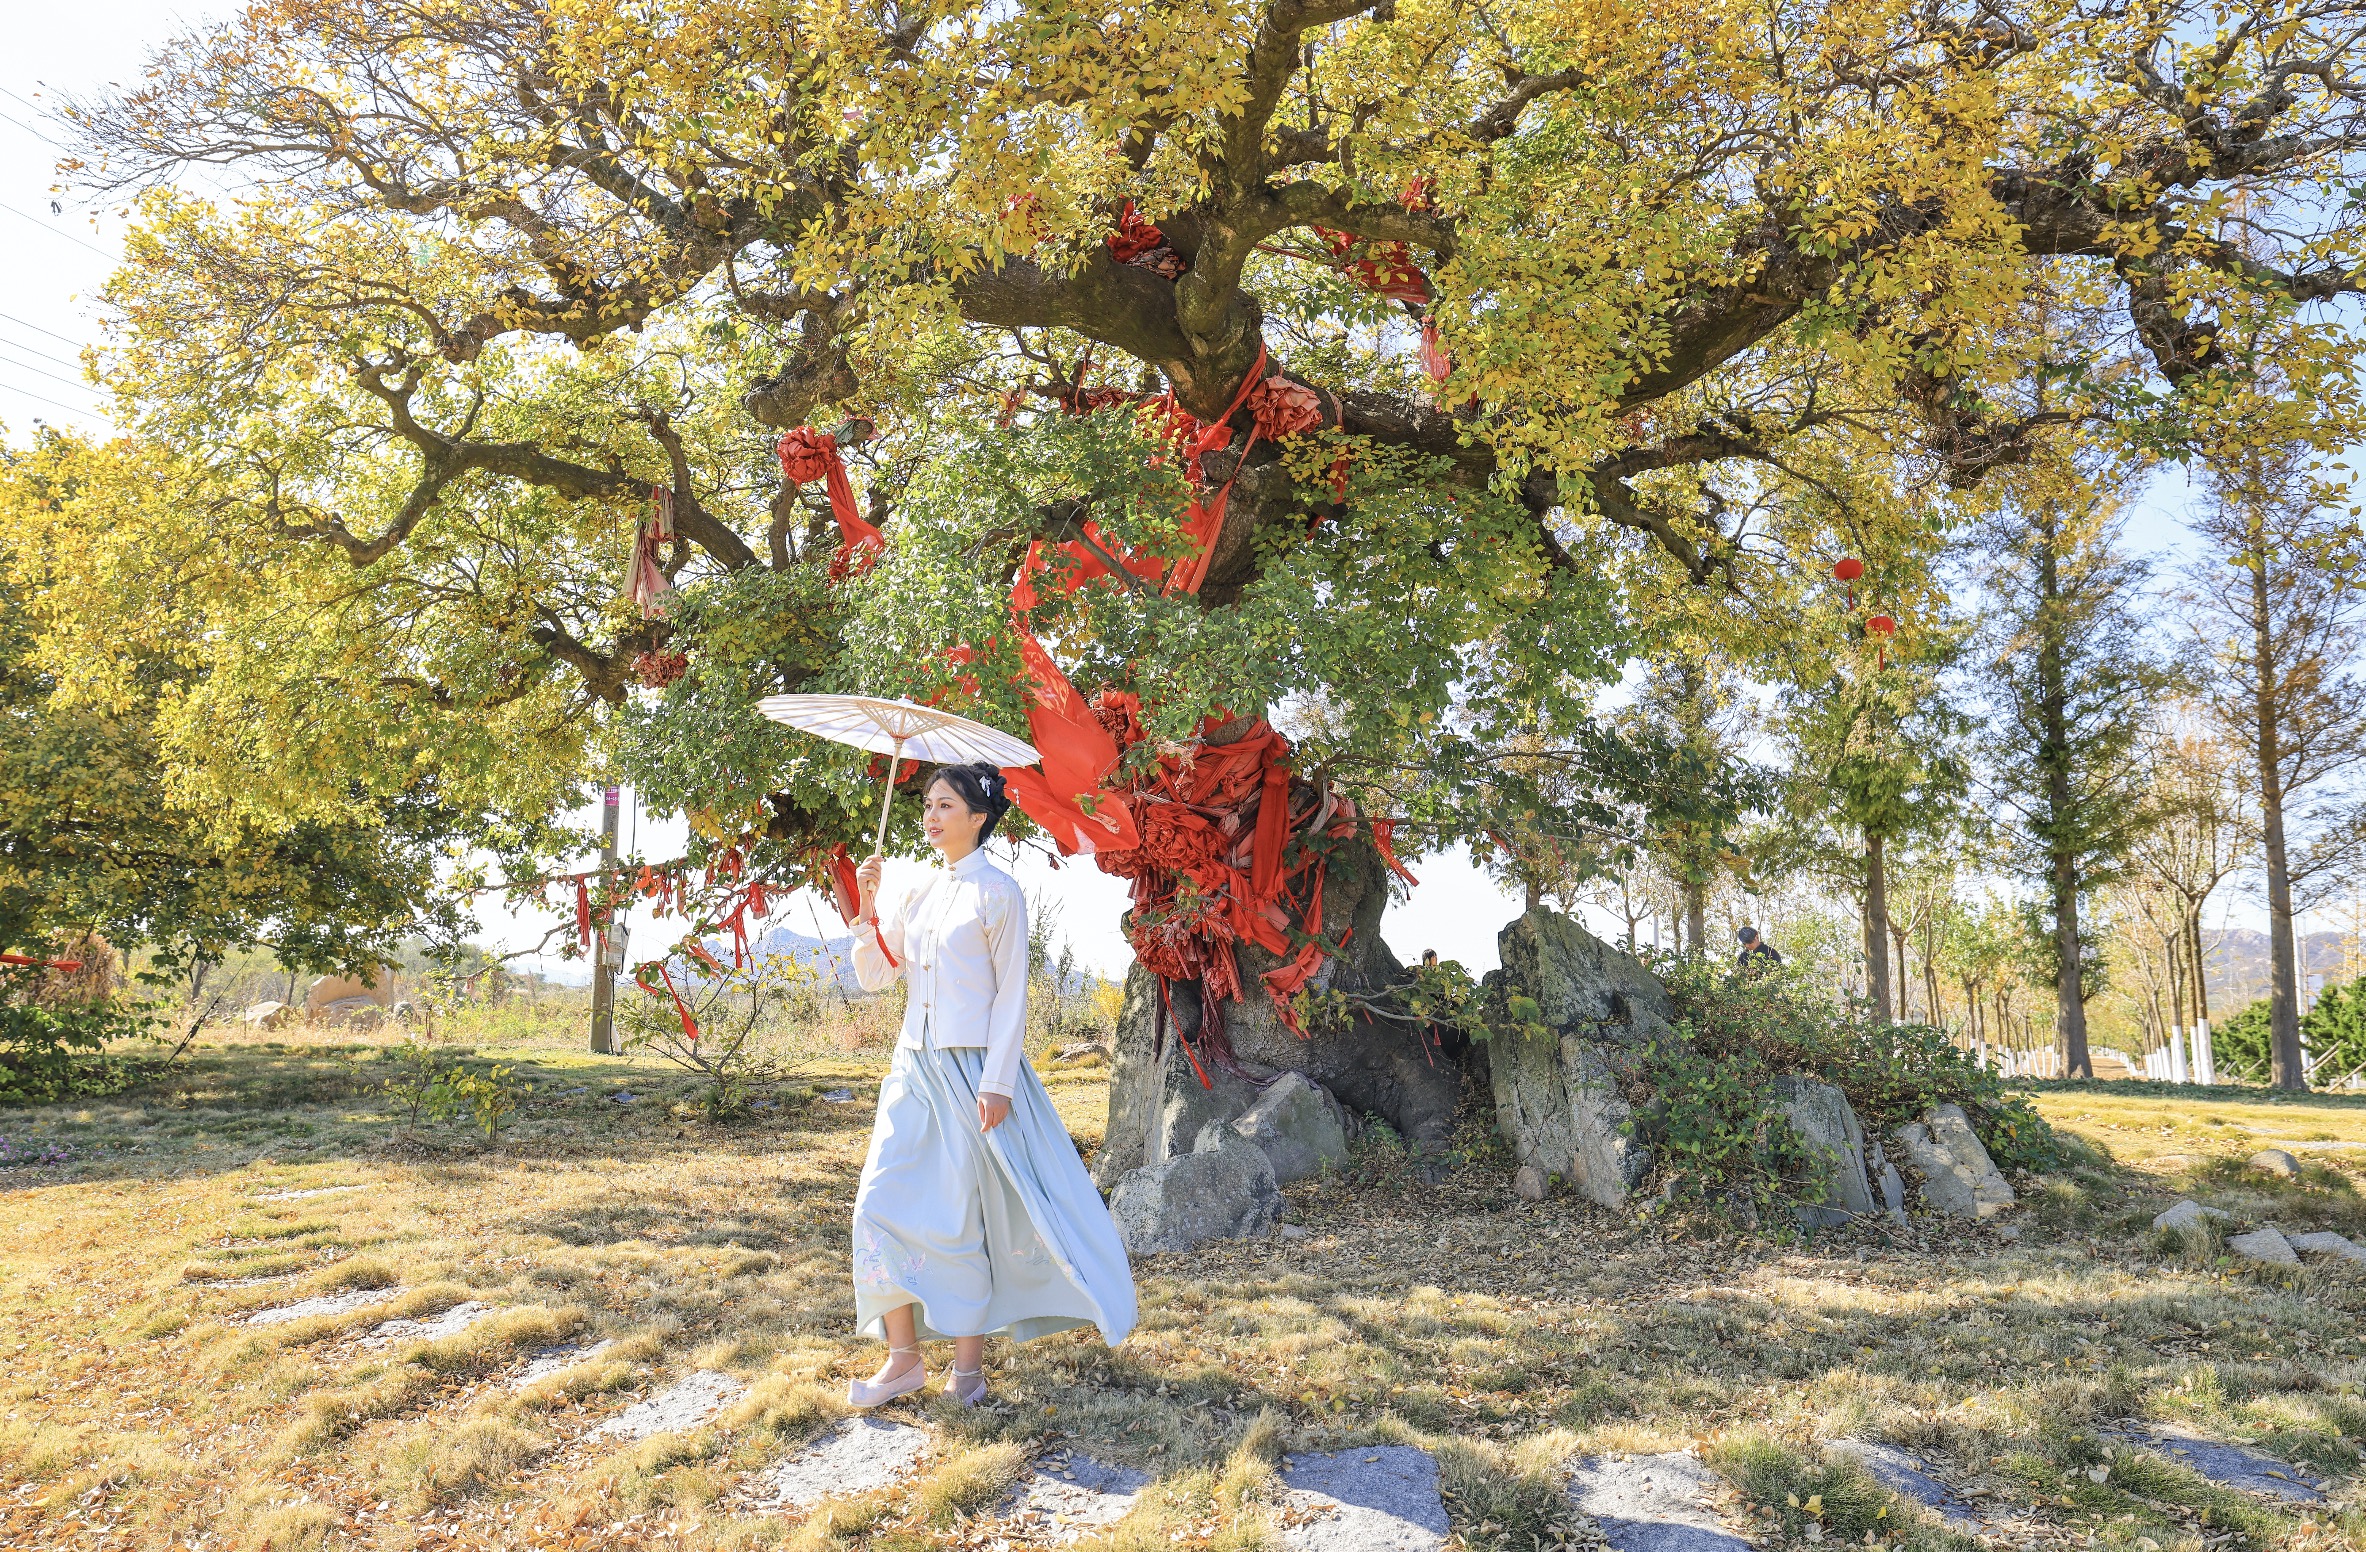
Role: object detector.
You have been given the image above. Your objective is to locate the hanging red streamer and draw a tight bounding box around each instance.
[779,428,884,577]
[625,485,675,617]
[634,962,701,1044]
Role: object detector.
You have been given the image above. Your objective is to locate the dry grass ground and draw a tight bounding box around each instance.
[0,1024,2361,1552]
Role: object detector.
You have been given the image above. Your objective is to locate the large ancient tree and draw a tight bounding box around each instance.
[46,0,2366,1144]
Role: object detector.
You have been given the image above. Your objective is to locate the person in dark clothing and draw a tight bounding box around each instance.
[1736,926,1782,969]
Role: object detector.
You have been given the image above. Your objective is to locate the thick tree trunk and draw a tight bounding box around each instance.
[1684,881,1706,957]
[1096,829,1464,1185]
[2251,556,2310,1090]
[1863,830,1892,1022]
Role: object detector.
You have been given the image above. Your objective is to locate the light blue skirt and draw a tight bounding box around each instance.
[850,1029,1137,1347]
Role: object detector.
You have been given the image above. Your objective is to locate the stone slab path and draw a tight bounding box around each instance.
[1278,1446,1450,1551]
[1826,1441,1981,1530]
[2290,1230,2366,1263]
[2109,1426,2327,1502]
[1566,1452,1752,1552]
[244,1286,405,1326]
[360,1300,496,1348]
[591,1370,746,1440]
[995,1450,1149,1543]
[513,1338,614,1389]
[757,1417,930,1508]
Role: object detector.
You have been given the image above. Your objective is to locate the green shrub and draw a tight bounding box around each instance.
[2214,997,2272,1084]
[0,996,152,1103]
[1622,957,2064,1213]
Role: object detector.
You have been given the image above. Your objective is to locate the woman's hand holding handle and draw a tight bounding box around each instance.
[856,853,883,924]
[977,1093,1011,1132]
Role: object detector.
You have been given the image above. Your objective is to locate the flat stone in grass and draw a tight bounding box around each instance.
[757,1417,929,1508]
[244,1286,405,1326]
[1565,1452,1751,1552]
[2112,1427,2326,1503]
[2226,1226,2300,1266]
[2151,1199,2231,1234]
[254,1184,364,1201]
[1278,1446,1449,1551]
[2289,1230,2366,1264]
[513,1337,615,1389]
[591,1370,746,1440]
[995,1450,1149,1542]
[360,1300,495,1349]
[1826,1441,1981,1530]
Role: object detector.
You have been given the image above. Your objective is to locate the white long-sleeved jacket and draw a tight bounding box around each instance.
[851,847,1031,1097]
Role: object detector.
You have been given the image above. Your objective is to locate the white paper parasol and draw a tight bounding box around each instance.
[755,693,1041,856]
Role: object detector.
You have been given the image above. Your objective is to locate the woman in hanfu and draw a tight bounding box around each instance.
[845,762,1137,1406]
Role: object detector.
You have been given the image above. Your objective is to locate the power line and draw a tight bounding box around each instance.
[0,109,52,143]
[0,379,100,419]
[0,333,84,372]
[0,310,85,349]
[0,200,117,260]
[0,348,99,397]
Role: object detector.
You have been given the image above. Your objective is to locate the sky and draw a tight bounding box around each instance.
[0,5,2304,988]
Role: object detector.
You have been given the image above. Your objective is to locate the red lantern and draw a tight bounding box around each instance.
[1832,558,1864,582]
[1865,615,1896,636]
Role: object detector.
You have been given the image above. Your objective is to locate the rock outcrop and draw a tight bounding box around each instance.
[1483,909,1672,1207]
[1892,1103,2015,1218]
[1771,1075,1876,1225]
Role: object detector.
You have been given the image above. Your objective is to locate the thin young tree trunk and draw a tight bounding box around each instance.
[2187,908,2213,1080]
[2250,547,2309,1089]
[1890,920,1912,1021]
[2035,518,2094,1078]
[1685,882,1706,958]
[1864,830,1893,1021]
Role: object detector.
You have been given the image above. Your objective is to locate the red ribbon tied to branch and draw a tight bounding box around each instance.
[779,428,885,577]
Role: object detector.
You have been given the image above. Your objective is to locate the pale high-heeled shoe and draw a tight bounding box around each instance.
[847,1345,926,1408]
[945,1362,987,1407]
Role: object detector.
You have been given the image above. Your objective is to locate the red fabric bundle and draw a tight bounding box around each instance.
[626,485,676,617]
[778,428,885,576]
[1106,201,1186,277]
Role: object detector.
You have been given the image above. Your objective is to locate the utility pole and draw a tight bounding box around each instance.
[589,785,620,1055]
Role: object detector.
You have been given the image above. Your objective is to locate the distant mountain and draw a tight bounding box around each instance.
[748,924,866,992]
[2202,928,2354,1012]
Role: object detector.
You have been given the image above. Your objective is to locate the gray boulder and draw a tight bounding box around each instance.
[1225,1070,1352,1184]
[2247,1148,2302,1178]
[2227,1226,2300,1266]
[1892,1103,2015,1218]
[1772,1076,1876,1225]
[1108,1128,1281,1254]
[239,1000,296,1031]
[1484,909,1671,1207]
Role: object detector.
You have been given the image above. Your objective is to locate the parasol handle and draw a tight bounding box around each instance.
[872,734,904,860]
